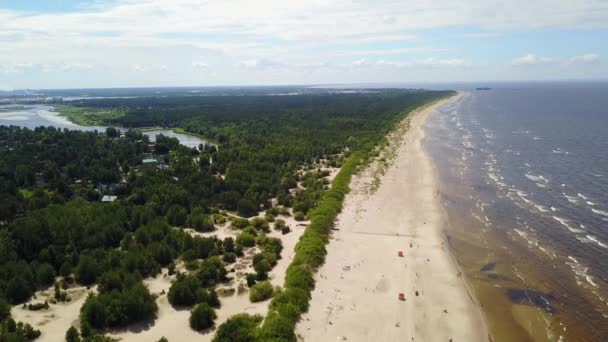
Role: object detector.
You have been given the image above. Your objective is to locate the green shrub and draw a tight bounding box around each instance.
[189,303,216,331]
[223,252,236,263]
[293,212,305,221]
[196,288,220,308]
[168,275,200,307]
[273,219,286,230]
[236,232,255,247]
[65,326,80,342]
[249,281,274,302]
[0,297,10,321]
[212,314,262,342]
[246,274,257,287]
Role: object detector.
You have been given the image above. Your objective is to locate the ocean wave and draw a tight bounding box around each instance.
[577,193,588,200]
[563,193,579,204]
[553,216,584,233]
[592,208,608,217]
[586,201,596,206]
[552,148,570,155]
[586,235,608,249]
[567,256,598,288]
[526,173,549,187]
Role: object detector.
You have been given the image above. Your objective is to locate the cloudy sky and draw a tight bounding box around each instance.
[1,0,607,89]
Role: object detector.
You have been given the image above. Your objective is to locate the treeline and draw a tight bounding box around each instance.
[0,89,452,340]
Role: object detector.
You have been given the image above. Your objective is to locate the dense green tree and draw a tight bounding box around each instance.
[168,275,199,307]
[65,326,81,342]
[189,303,216,331]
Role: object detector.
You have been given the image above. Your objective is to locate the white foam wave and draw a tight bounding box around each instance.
[553,216,584,233]
[563,193,579,204]
[592,209,608,217]
[567,256,598,288]
[552,148,570,155]
[587,235,608,249]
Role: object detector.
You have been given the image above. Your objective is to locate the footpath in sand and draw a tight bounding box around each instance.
[296,95,488,342]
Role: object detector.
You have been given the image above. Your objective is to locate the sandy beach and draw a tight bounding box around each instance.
[296,94,488,342]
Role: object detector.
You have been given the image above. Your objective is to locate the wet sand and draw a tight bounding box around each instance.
[296,94,488,342]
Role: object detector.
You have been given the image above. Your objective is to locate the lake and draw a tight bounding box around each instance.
[0,104,209,149]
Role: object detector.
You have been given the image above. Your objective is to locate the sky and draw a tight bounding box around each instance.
[0,0,607,89]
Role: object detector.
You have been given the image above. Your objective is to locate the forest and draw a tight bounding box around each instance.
[0,89,452,341]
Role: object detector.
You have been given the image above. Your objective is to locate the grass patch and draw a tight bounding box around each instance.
[53,104,126,126]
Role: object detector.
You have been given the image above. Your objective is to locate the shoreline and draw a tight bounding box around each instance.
[296,94,488,341]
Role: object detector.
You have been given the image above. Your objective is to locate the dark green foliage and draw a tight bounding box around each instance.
[166,204,187,226]
[0,297,10,321]
[197,257,227,287]
[5,276,33,304]
[246,274,256,288]
[0,318,41,341]
[212,313,262,342]
[236,232,255,248]
[189,303,216,331]
[196,288,220,308]
[187,208,214,232]
[249,281,274,302]
[168,275,200,307]
[79,277,157,330]
[223,252,236,263]
[293,212,305,221]
[27,301,49,311]
[65,326,81,342]
[237,199,258,218]
[76,255,100,285]
[36,262,57,287]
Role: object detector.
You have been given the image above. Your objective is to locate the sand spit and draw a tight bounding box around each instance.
[296,94,488,342]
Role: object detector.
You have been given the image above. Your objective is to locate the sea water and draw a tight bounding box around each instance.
[425,82,608,341]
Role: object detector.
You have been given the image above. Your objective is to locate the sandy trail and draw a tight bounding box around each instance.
[296,94,488,342]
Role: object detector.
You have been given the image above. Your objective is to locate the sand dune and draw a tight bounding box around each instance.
[296,94,488,342]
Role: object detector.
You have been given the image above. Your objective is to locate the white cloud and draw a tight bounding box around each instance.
[511,54,553,66]
[237,58,287,70]
[351,59,370,67]
[570,53,600,64]
[1,0,607,87]
[191,61,209,69]
[418,58,467,66]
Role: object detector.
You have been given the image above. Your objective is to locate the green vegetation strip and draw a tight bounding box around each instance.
[54,104,126,126]
[252,96,449,341]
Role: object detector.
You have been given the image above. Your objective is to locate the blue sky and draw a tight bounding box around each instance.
[0,0,607,89]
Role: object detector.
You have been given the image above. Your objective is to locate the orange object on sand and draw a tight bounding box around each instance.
[399,293,405,301]
[398,251,404,257]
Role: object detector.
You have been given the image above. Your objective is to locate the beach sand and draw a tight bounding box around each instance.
[296,94,488,342]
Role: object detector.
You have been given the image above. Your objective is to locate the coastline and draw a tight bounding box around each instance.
[296,94,488,341]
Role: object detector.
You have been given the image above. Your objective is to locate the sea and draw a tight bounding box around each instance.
[424,82,608,341]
